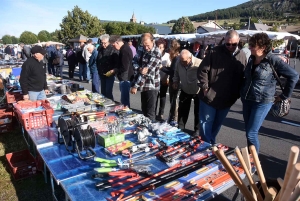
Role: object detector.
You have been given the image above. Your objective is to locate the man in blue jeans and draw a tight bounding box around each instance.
[197,30,247,144]
[20,46,50,101]
[45,43,56,75]
[109,35,133,107]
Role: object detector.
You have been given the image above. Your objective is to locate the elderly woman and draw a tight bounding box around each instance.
[97,34,119,100]
[155,38,171,121]
[240,33,299,152]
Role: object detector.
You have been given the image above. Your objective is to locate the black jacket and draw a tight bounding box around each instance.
[97,44,119,75]
[197,45,247,109]
[76,50,86,64]
[20,57,47,95]
[115,44,133,81]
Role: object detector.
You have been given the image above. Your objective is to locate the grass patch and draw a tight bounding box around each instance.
[0,127,53,201]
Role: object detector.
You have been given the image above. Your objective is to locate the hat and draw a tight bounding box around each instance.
[31,46,46,55]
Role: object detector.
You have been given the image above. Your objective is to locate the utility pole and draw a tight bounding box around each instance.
[248,17,251,30]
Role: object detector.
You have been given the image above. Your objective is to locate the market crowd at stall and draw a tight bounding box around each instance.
[0,29,300,201]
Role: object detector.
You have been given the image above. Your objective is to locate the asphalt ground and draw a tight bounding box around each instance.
[59,58,300,200]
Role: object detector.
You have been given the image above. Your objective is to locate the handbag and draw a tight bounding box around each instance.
[269,62,291,117]
[52,56,60,65]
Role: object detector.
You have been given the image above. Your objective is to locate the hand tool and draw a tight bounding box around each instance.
[280,163,300,200]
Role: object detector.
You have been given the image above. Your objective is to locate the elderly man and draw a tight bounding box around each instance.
[109,35,133,107]
[128,40,136,58]
[97,34,118,100]
[173,49,202,135]
[131,33,161,122]
[197,30,247,144]
[87,44,100,93]
[20,46,49,101]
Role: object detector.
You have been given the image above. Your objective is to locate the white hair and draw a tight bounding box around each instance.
[180,49,192,58]
[86,44,94,50]
[100,34,110,41]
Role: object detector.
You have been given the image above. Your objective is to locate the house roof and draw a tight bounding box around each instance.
[199,26,223,32]
[144,24,172,35]
[241,23,271,31]
[278,25,300,34]
[68,35,88,42]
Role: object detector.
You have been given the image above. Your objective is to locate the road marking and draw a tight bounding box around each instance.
[281,121,300,127]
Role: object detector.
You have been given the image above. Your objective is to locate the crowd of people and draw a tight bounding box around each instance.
[16,30,299,152]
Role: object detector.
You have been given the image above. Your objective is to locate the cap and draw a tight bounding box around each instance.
[31,45,47,55]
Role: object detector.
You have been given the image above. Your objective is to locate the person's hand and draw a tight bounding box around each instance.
[45,89,50,95]
[139,67,148,75]
[203,89,209,96]
[23,94,29,101]
[130,87,137,94]
[109,69,115,74]
[173,82,178,90]
[274,96,282,103]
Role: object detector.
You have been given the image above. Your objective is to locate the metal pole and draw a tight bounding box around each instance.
[248,17,251,30]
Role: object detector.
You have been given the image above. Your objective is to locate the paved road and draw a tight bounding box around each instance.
[61,58,300,200]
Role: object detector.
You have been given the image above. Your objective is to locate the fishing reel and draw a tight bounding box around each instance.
[58,114,96,160]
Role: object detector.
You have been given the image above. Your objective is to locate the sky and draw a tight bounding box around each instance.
[0,0,249,38]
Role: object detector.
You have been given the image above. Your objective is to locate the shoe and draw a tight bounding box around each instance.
[156,115,164,122]
[169,121,178,127]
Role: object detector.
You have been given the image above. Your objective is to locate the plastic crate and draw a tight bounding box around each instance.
[14,100,54,130]
[6,91,23,103]
[0,105,14,133]
[6,149,37,180]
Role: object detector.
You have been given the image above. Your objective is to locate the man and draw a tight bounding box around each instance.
[66,45,77,80]
[82,39,92,83]
[197,30,247,144]
[54,44,64,78]
[87,44,100,93]
[20,43,31,60]
[173,49,202,135]
[131,33,161,121]
[97,34,118,100]
[45,43,56,75]
[20,46,49,101]
[128,40,136,58]
[109,35,133,107]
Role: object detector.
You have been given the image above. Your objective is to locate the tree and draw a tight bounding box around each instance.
[19,31,38,44]
[11,36,19,44]
[172,17,195,34]
[38,30,51,42]
[102,22,155,35]
[50,30,61,42]
[2,35,12,44]
[59,6,103,43]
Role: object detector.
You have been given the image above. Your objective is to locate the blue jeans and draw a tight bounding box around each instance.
[199,100,230,144]
[242,99,272,153]
[28,90,46,101]
[86,64,90,81]
[119,81,131,107]
[100,75,115,100]
[48,62,55,75]
[92,73,100,93]
[79,63,85,81]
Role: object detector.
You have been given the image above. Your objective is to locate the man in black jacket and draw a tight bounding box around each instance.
[109,35,133,107]
[20,46,49,101]
[197,30,247,144]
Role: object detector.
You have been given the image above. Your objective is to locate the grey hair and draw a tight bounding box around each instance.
[225,30,239,39]
[100,34,110,41]
[180,49,192,58]
[86,44,94,50]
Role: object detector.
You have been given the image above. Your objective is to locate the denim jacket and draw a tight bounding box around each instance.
[241,52,299,103]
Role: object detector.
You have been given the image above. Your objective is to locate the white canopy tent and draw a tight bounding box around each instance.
[195,30,300,43]
[163,34,197,42]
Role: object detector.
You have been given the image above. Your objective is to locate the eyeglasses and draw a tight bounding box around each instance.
[225,43,237,47]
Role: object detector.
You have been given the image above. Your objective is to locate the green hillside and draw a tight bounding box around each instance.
[167,0,300,23]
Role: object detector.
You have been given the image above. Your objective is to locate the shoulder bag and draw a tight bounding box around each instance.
[269,63,291,117]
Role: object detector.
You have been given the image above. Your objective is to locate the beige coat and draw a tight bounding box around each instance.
[173,56,202,94]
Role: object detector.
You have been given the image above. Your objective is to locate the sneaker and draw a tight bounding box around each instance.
[169,121,178,127]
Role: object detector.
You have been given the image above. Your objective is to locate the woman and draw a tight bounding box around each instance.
[240,33,299,153]
[155,38,171,121]
[66,45,77,80]
[97,34,119,100]
[161,39,181,125]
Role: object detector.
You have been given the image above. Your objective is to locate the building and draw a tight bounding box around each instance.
[193,21,224,34]
[144,24,172,35]
[130,12,137,23]
[278,25,300,35]
[240,23,271,31]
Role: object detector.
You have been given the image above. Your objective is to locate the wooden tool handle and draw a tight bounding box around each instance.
[235,147,263,201]
[279,146,299,201]
[277,178,283,187]
[281,163,300,200]
[213,147,255,201]
[249,145,270,197]
[287,181,300,201]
